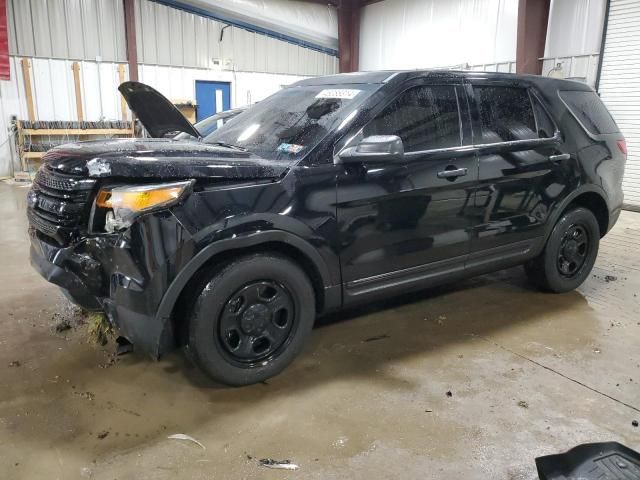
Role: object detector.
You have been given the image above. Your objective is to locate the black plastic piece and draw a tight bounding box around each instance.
[536,442,640,479]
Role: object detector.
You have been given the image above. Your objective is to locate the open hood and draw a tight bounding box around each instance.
[118,81,201,139]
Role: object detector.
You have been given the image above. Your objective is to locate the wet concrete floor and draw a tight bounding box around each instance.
[0,181,639,479]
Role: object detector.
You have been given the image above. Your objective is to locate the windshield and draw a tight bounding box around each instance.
[203,84,378,160]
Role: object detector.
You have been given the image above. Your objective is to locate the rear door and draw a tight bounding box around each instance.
[336,79,479,301]
[468,81,567,263]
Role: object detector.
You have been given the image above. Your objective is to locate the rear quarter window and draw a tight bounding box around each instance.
[559,90,619,135]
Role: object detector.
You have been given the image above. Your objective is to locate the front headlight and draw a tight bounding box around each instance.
[95,180,194,232]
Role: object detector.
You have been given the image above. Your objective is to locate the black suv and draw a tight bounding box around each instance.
[28,72,626,386]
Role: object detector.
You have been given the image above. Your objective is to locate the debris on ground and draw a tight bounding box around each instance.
[98,353,118,369]
[604,275,618,282]
[424,409,433,413]
[51,303,87,333]
[87,312,113,346]
[633,420,638,427]
[517,400,529,409]
[8,360,21,367]
[446,391,453,397]
[55,320,72,333]
[259,459,299,470]
[437,315,446,325]
[97,431,109,439]
[167,433,206,450]
[74,391,95,401]
[363,333,390,343]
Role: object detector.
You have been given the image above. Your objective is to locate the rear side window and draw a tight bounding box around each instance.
[363,85,462,152]
[559,90,618,135]
[475,86,538,143]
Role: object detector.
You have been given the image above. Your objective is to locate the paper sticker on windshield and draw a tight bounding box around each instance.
[315,89,361,100]
[277,143,305,154]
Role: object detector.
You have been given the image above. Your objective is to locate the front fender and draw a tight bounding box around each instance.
[153,229,339,356]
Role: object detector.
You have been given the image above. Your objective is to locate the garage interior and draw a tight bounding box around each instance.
[1,0,639,478]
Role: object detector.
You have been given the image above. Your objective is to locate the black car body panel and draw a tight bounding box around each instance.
[43,139,291,179]
[28,71,626,359]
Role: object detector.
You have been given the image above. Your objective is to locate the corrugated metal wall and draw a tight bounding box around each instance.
[7,0,338,76]
[135,0,337,75]
[8,0,127,61]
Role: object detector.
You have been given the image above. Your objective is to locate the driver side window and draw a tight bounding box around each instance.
[363,85,462,152]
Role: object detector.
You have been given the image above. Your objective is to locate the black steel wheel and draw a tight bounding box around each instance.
[525,207,600,293]
[218,280,296,366]
[557,224,589,278]
[187,253,315,386]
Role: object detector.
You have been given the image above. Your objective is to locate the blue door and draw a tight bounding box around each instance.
[195,81,231,122]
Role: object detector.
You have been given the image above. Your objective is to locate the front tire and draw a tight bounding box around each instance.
[525,207,600,293]
[188,253,315,386]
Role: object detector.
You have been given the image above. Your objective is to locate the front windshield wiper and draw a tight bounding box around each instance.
[208,141,248,152]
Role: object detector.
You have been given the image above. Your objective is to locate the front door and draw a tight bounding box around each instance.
[336,82,478,302]
[195,81,231,121]
[469,83,566,256]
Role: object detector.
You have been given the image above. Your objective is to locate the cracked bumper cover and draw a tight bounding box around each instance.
[29,211,195,358]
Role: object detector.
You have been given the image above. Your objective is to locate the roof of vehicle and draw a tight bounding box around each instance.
[292,69,592,92]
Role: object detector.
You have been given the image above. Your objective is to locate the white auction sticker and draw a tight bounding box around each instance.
[315,89,361,100]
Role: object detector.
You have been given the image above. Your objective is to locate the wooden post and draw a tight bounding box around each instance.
[20,59,36,121]
[71,62,84,121]
[117,64,127,121]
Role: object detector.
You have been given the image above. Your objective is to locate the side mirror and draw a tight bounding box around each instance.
[337,135,404,164]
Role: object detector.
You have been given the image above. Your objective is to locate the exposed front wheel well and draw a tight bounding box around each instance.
[566,192,609,237]
[170,242,326,348]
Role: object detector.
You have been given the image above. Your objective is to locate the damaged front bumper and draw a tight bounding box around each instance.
[29,210,196,358]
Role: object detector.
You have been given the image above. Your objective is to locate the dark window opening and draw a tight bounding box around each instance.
[559,90,619,135]
[364,85,462,152]
[475,86,537,143]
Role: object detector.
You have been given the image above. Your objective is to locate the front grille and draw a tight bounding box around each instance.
[28,165,97,244]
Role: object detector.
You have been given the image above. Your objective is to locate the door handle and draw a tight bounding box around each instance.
[549,153,570,161]
[437,167,468,179]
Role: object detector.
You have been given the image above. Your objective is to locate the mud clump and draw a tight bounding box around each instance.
[87,312,113,346]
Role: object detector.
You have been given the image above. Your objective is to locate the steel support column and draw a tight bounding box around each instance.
[124,0,138,82]
[516,0,551,75]
[338,0,360,73]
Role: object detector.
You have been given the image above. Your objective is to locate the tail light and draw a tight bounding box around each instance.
[617,139,627,156]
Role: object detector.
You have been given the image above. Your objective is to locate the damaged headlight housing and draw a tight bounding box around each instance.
[95,180,194,232]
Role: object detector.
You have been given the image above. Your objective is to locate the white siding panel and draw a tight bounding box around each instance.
[168,7,184,66]
[81,0,102,61]
[7,0,17,55]
[49,61,75,121]
[81,62,103,120]
[31,59,55,120]
[48,0,70,58]
[65,0,86,60]
[31,0,53,58]
[599,0,640,207]
[99,63,120,120]
[12,0,36,57]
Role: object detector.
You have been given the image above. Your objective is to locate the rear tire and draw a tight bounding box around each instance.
[525,207,599,293]
[188,253,315,386]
